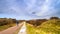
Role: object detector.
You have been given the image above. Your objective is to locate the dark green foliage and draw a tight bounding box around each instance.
[50,17,59,19]
[26,19,47,26]
[0,18,16,26]
[35,19,48,26]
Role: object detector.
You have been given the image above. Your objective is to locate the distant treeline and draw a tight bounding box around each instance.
[0,17,60,26]
[26,17,60,26]
[0,18,17,26]
[0,18,26,26]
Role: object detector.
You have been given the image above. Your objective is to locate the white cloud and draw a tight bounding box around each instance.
[34,0,58,17]
[0,0,60,20]
[24,0,36,13]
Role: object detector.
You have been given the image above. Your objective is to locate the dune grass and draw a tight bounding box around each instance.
[26,19,60,34]
[26,24,39,34]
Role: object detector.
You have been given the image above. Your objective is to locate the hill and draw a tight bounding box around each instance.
[26,19,60,34]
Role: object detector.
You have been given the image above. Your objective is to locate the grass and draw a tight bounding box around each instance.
[26,24,38,34]
[0,23,16,31]
[26,19,60,34]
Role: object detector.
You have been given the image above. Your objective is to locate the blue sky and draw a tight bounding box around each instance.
[0,0,60,20]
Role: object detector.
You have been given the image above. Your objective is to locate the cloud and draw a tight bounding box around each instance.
[21,0,60,19]
[0,0,24,15]
[0,0,60,20]
[25,0,60,17]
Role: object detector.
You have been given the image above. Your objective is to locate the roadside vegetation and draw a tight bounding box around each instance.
[26,17,60,34]
[0,24,16,31]
[0,18,25,32]
[0,18,17,31]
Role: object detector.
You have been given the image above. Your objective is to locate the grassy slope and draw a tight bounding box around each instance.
[26,19,60,34]
[26,24,37,34]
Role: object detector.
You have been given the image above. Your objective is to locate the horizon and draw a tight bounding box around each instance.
[0,0,60,20]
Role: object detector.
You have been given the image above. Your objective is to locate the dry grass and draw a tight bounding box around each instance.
[0,23,16,31]
[26,19,60,34]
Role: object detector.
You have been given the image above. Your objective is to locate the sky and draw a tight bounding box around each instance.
[0,0,60,20]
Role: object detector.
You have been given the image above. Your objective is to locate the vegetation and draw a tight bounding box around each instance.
[26,17,60,34]
[26,24,37,34]
[0,24,16,31]
[0,17,60,34]
[0,18,25,31]
[26,19,47,26]
[0,18,16,26]
[0,18,17,31]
